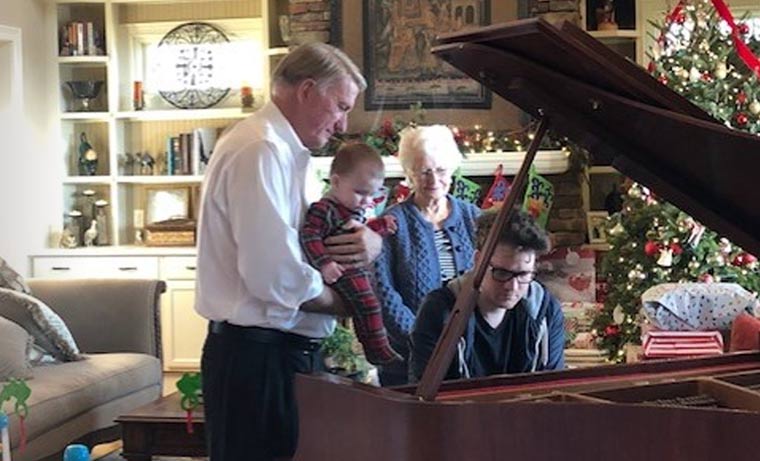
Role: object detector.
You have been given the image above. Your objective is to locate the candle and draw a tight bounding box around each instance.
[240,85,254,109]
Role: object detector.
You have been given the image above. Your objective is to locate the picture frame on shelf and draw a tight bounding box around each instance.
[144,185,191,225]
[362,0,492,110]
[586,211,609,244]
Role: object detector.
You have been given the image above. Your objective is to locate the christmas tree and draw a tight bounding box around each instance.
[648,0,760,132]
[592,0,760,361]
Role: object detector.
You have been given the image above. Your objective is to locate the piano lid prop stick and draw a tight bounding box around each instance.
[415,117,550,401]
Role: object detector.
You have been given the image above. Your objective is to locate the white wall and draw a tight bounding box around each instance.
[0,0,61,275]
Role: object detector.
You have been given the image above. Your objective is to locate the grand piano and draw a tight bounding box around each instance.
[294,18,760,461]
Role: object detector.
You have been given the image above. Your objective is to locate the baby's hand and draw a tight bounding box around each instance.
[384,215,398,234]
[321,261,344,284]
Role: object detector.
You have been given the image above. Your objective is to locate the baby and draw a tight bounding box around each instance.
[301,143,402,365]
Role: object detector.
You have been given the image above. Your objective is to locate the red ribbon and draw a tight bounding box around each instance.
[709,0,760,78]
[664,0,760,78]
[18,416,26,452]
[185,410,194,434]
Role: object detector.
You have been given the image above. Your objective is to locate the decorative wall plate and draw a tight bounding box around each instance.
[157,22,230,109]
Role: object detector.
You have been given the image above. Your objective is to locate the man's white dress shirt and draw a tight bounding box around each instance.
[195,102,335,338]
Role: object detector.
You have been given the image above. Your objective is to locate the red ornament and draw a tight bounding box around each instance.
[647,61,655,73]
[737,92,748,105]
[701,72,712,82]
[657,75,668,85]
[675,12,686,24]
[644,241,661,256]
[733,252,758,267]
[604,324,621,337]
[738,23,750,35]
[670,242,683,255]
[698,273,715,283]
[735,113,749,126]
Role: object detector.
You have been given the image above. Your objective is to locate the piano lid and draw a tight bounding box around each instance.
[432,18,760,257]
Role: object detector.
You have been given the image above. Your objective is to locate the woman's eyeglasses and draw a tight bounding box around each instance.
[489,265,535,284]
[412,167,449,179]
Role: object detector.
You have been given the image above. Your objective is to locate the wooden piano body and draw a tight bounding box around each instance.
[295,18,760,461]
[297,353,760,460]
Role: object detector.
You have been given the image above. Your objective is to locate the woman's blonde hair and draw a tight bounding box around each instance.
[397,125,463,174]
[272,42,366,94]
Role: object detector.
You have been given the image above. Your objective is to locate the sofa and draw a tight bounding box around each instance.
[1,278,165,461]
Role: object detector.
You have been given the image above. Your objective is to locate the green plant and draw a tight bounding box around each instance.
[321,324,366,375]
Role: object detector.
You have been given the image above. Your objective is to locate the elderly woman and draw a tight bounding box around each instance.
[374,125,480,386]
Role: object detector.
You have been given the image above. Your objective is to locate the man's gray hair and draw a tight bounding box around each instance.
[397,125,463,173]
[272,42,366,93]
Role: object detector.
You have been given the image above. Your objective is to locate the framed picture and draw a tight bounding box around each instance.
[363,0,492,110]
[586,211,609,244]
[144,185,191,225]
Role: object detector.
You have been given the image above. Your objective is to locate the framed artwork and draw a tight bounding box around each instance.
[144,185,191,225]
[586,211,609,244]
[363,0,492,110]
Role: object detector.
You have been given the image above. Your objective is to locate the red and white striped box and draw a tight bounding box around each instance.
[642,331,724,359]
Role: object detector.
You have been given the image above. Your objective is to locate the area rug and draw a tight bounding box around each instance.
[92,442,206,461]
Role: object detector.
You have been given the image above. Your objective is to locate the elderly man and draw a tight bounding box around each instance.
[195,43,381,461]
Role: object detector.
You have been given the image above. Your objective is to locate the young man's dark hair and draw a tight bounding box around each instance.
[475,208,551,253]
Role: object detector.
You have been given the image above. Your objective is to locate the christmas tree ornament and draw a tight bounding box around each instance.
[657,248,674,267]
[612,305,626,325]
[736,91,748,105]
[750,100,760,115]
[644,241,661,256]
[735,112,749,126]
[719,238,732,254]
[715,62,728,79]
[698,273,715,283]
[604,324,621,337]
[689,67,701,82]
[627,185,641,198]
[670,242,683,255]
[609,222,626,236]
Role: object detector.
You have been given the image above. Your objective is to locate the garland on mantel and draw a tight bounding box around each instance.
[314,104,585,171]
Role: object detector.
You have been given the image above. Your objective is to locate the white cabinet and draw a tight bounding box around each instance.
[30,250,205,372]
[159,256,205,371]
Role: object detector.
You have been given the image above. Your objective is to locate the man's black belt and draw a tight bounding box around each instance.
[209,321,323,352]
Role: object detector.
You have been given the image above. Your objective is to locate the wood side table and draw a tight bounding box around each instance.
[116,392,206,460]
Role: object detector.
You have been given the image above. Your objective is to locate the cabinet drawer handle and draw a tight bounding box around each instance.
[51,266,71,271]
[118,267,138,271]
[185,266,197,271]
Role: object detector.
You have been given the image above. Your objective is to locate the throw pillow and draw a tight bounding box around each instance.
[729,313,760,352]
[0,315,33,380]
[0,256,31,294]
[0,287,83,361]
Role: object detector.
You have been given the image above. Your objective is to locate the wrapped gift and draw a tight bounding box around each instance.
[537,248,596,303]
[641,283,759,331]
[642,330,724,359]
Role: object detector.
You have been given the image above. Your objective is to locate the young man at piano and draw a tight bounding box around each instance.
[409,209,565,382]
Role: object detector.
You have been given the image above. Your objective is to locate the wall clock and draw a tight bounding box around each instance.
[157,22,231,109]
